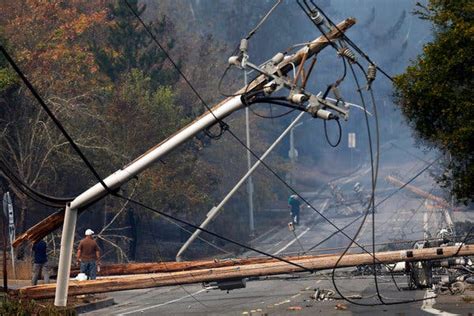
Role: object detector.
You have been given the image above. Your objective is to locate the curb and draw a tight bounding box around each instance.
[76,297,115,314]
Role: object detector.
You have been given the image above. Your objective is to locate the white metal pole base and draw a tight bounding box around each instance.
[54,204,77,307]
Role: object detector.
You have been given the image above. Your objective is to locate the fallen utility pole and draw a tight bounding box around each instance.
[63,254,321,277]
[14,244,474,300]
[386,175,451,210]
[386,175,455,235]
[45,18,357,307]
[13,17,356,251]
[61,237,451,277]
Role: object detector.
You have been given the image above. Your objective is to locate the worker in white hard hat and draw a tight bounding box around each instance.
[76,229,100,280]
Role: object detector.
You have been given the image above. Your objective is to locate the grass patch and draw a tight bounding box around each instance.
[0,295,76,315]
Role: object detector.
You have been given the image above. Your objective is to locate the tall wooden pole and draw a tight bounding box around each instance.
[15,244,474,300]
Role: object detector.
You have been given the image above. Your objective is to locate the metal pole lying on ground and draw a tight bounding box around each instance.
[176,111,306,261]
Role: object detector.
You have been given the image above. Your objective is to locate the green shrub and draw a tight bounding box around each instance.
[0,296,76,316]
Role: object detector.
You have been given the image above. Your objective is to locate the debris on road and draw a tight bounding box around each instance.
[310,288,335,301]
[335,303,347,310]
[287,306,302,311]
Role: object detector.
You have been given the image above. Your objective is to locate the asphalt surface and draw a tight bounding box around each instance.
[82,147,474,315]
[81,275,474,315]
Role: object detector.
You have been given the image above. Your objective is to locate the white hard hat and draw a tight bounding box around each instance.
[75,273,88,281]
[85,229,94,236]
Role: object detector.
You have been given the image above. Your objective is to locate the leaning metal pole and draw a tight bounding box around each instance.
[176,111,306,261]
[54,204,77,306]
[53,18,356,306]
[244,70,255,236]
[54,96,244,306]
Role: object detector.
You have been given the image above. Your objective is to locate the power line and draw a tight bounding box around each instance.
[249,104,296,119]
[114,192,314,273]
[323,118,342,147]
[297,0,387,302]
[0,44,110,192]
[305,0,394,82]
[306,156,440,254]
[330,60,383,306]
[245,0,283,40]
[0,157,73,207]
[124,0,408,268]
[298,2,434,299]
[331,61,436,307]
[143,212,209,309]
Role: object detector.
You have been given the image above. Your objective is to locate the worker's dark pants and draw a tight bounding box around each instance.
[32,262,50,285]
[291,211,300,225]
[80,261,97,280]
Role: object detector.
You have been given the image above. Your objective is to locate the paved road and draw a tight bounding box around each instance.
[82,274,474,315]
[82,152,474,315]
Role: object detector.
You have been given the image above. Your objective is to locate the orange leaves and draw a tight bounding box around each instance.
[0,0,110,95]
[54,11,108,42]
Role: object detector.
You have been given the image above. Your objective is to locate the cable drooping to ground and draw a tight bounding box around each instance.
[296,1,446,306]
[2,2,460,307]
[0,0,333,277]
[124,0,400,264]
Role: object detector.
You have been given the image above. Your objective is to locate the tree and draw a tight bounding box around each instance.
[0,0,112,237]
[394,0,473,203]
[91,0,178,87]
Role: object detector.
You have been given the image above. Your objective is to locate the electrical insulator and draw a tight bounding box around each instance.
[240,38,248,53]
[290,93,309,104]
[228,56,241,67]
[367,63,377,83]
[338,47,356,63]
[315,109,335,120]
[311,11,324,26]
[263,82,277,95]
[271,52,285,65]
